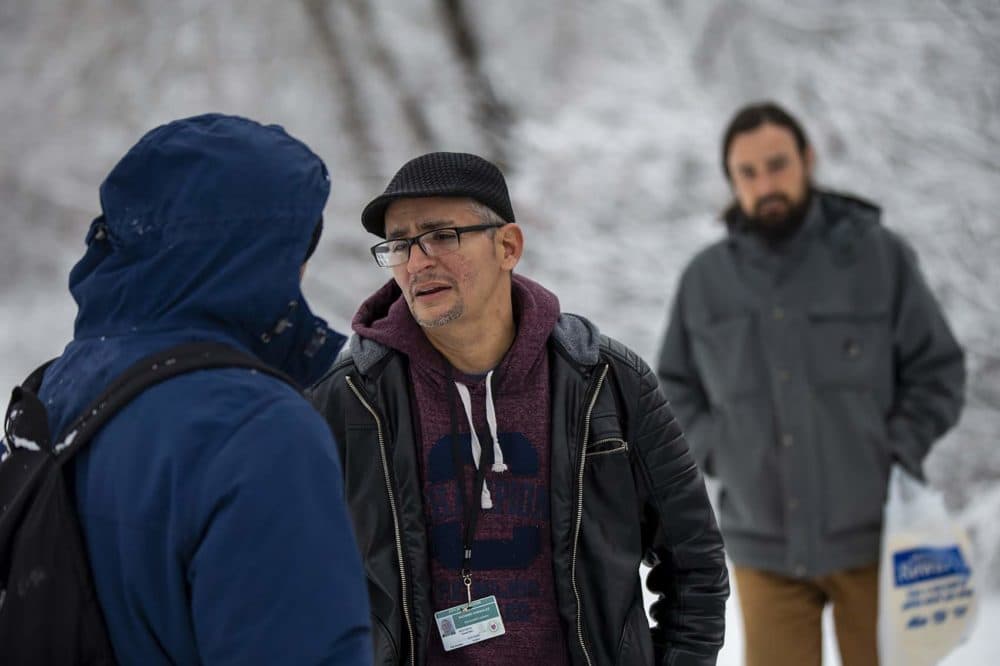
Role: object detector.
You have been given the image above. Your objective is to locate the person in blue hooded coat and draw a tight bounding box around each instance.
[33,114,372,664]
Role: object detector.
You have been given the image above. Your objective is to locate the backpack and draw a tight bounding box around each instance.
[0,341,298,665]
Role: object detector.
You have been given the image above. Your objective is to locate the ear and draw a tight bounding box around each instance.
[498,223,524,271]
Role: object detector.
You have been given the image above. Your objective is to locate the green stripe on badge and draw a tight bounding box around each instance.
[454,598,498,629]
[435,596,500,629]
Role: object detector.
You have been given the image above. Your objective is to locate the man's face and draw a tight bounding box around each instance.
[726,122,814,226]
[383,197,518,329]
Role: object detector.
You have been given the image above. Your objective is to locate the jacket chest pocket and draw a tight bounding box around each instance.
[585,408,629,462]
[585,437,628,458]
[583,409,638,513]
[806,306,891,389]
[689,313,763,401]
[585,376,628,460]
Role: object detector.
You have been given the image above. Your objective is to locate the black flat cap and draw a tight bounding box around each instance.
[361,152,515,237]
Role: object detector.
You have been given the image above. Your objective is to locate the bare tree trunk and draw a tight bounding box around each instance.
[436,0,512,167]
[301,0,380,186]
[346,0,436,151]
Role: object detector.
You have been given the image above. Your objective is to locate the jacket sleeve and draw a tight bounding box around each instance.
[886,232,966,479]
[617,349,728,666]
[656,274,716,475]
[189,396,372,665]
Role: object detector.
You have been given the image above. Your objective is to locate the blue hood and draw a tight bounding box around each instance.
[68,113,344,389]
[24,115,369,664]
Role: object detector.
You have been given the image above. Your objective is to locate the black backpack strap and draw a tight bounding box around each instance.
[52,341,299,461]
[3,360,59,454]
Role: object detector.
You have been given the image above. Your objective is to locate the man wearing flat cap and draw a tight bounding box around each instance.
[309,152,729,665]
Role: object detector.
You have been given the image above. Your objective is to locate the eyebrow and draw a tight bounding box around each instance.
[732,151,789,176]
[386,218,455,239]
[766,154,789,169]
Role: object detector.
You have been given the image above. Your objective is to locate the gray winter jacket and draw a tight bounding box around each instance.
[656,190,965,578]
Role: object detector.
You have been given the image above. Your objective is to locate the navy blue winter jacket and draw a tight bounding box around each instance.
[35,114,372,664]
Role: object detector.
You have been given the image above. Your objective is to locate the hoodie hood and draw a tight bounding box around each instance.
[32,114,347,442]
[352,274,561,386]
[67,114,345,387]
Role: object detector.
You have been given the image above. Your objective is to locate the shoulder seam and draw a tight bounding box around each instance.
[599,336,640,373]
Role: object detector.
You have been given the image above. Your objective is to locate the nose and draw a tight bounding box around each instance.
[752,172,778,199]
[405,239,434,274]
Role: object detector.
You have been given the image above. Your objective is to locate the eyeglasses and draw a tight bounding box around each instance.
[370,224,505,268]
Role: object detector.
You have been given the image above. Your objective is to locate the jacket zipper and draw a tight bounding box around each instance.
[571,363,609,666]
[346,375,416,666]
[584,438,629,457]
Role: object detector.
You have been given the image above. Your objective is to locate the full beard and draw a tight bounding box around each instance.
[747,188,813,244]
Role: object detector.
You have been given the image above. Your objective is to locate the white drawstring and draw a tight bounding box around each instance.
[454,370,506,509]
[484,372,507,473]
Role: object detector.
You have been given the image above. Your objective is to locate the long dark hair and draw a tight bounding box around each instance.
[721,101,810,181]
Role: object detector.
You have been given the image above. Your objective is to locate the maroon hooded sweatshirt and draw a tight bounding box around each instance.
[352,274,571,665]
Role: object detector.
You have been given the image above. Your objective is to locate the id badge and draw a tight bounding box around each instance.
[434,595,506,651]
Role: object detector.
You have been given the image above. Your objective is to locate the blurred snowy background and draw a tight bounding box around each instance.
[1,0,997,662]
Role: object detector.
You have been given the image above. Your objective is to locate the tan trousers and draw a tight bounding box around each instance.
[733,564,880,666]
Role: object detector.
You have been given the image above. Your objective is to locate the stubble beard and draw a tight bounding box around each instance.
[411,300,464,328]
[407,272,466,328]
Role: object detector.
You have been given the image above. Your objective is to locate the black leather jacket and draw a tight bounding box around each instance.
[309,314,728,666]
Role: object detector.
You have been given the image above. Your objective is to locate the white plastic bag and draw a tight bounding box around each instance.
[878,465,978,666]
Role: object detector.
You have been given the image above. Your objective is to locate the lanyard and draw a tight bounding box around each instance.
[447,370,494,609]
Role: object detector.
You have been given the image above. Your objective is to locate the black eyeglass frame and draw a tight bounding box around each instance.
[369,223,506,268]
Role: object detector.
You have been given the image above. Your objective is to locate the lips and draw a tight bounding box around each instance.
[755,194,790,215]
[412,281,453,299]
[416,286,449,297]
